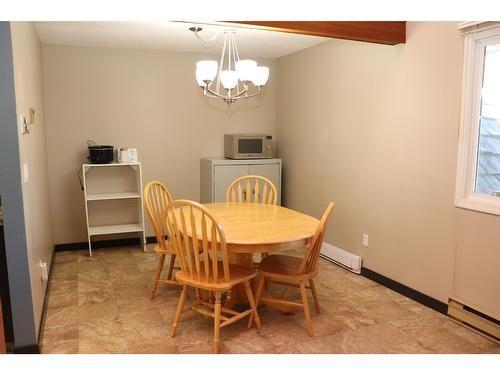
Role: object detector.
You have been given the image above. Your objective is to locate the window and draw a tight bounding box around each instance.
[475,44,500,196]
[456,23,500,215]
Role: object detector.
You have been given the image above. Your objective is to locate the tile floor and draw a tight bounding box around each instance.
[40,245,499,354]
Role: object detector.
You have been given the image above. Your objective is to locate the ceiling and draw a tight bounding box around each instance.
[34,21,329,59]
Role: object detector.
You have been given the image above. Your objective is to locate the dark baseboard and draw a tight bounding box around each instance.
[54,236,157,252]
[361,267,448,315]
[13,344,40,354]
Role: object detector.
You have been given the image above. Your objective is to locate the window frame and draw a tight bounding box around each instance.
[455,24,500,216]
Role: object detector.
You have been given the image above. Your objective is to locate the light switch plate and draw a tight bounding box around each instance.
[19,115,29,135]
[29,107,35,124]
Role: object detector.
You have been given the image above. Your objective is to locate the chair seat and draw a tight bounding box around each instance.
[258,254,312,280]
[175,261,256,291]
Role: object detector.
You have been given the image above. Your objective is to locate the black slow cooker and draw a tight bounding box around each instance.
[87,141,114,164]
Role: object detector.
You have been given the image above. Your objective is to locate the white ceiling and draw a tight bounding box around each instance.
[34,21,329,59]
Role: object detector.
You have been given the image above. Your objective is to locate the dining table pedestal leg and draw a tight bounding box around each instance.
[225,252,294,313]
[225,253,254,308]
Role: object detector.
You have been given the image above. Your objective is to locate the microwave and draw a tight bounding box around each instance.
[224,134,273,159]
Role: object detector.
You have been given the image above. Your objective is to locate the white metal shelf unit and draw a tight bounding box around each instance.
[82,162,146,257]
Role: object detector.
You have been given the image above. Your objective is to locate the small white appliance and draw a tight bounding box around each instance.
[118,147,138,163]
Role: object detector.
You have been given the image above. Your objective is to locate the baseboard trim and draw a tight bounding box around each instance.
[361,267,448,315]
[54,236,157,252]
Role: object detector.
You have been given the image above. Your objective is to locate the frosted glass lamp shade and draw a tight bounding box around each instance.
[220,70,238,89]
[195,69,206,87]
[193,30,270,103]
[196,60,218,82]
[235,59,257,82]
[252,66,269,86]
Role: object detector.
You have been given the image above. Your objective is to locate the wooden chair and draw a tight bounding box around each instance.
[143,180,178,299]
[226,175,278,262]
[226,175,278,205]
[165,199,261,354]
[255,202,334,336]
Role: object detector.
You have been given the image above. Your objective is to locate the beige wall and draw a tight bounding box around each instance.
[276,21,500,314]
[42,45,276,244]
[454,209,500,317]
[10,22,54,336]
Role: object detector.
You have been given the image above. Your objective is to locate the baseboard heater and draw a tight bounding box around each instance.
[320,242,362,274]
[448,297,500,341]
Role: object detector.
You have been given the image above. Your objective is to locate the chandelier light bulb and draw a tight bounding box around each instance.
[196,60,218,82]
[235,59,257,83]
[220,70,238,89]
[252,66,270,87]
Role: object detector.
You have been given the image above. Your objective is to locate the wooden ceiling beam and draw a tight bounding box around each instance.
[227,21,406,45]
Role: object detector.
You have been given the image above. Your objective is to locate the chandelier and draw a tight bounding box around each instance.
[193,28,269,105]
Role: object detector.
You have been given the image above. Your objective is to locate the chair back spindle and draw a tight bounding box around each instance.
[226,175,278,205]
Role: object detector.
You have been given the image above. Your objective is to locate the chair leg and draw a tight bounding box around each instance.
[251,275,266,328]
[299,281,313,336]
[149,254,166,299]
[309,279,320,313]
[255,275,266,304]
[213,292,222,354]
[244,281,262,330]
[172,285,189,337]
[166,254,176,280]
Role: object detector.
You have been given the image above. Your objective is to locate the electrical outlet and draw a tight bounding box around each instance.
[362,233,369,247]
[23,162,29,183]
[40,261,48,281]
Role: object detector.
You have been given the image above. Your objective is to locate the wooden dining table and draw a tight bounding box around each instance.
[202,202,320,306]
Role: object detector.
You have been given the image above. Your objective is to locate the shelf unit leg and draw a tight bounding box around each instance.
[137,164,146,253]
[88,235,93,257]
[83,164,92,258]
